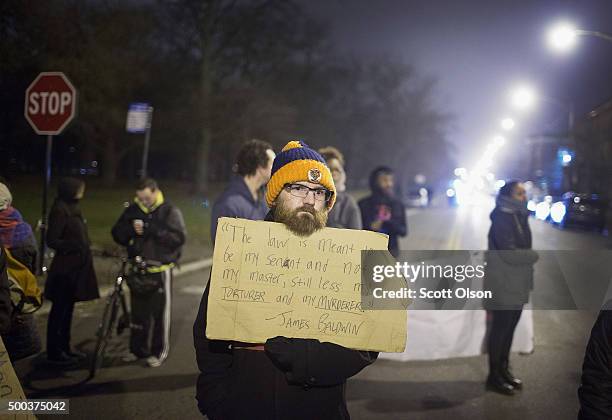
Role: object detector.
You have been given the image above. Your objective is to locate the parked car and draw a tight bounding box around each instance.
[550,192,608,232]
[404,187,429,208]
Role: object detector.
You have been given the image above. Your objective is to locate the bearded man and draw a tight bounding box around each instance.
[193,141,377,420]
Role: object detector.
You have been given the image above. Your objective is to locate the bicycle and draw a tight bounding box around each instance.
[88,255,139,379]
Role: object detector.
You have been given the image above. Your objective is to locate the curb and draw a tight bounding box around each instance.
[175,258,213,277]
[34,258,213,317]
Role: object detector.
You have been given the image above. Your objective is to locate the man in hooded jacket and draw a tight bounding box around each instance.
[358,166,407,257]
[194,141,377,420]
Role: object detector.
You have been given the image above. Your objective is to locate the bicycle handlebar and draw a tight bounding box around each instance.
[90,249,127,259]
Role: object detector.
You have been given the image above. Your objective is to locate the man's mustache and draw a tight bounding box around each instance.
[295,206,316,215]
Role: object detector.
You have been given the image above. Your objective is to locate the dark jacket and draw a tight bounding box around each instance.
[358,168,407,257]
[327,192,362,230]
[193,281,377,420]
[484,201,538,308]
[45,185,99,303]
[211,177,268,245]
[358,194,407,257]
[579,302,612,420]
[0,249,13,334]
[111,192,186,265]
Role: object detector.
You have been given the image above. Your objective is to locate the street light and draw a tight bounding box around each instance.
[547,22,578,53]
[501,117,515,130]
[510,85,536,110]
[493,135,505,146]
[547,21,612,53]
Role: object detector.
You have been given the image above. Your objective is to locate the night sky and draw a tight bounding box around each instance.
[303,0,612,169]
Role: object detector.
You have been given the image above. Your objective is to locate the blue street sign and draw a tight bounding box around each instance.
[126,102,151,133]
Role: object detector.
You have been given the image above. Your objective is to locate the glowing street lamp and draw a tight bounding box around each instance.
[547,22,578,53]
[547,21,612,54]
[501,117,515,130]
[511,85,536,110]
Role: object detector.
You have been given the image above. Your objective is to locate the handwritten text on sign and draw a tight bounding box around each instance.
[0,337,36,419]
[206,218,407,352]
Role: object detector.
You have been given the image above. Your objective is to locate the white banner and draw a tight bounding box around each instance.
[379,309,534,361]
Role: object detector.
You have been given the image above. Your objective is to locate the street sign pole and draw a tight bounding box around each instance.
[39,135,53,274]
[140,106,154,180]
[24,72,77,275]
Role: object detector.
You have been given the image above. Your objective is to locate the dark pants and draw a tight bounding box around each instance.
[487,309,523,375]
[129,270,172,361]
[46,293,75,358]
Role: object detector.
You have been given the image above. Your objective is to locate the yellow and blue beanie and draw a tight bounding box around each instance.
[266,140,336,209]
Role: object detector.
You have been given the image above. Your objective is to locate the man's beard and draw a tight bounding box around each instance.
[274,203,328,237]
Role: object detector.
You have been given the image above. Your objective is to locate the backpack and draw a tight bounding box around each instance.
[4,248,43,314]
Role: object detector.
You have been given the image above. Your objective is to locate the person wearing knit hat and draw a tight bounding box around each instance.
[264,140,336,236]
[0,183,37,272]
[194,140,377,420]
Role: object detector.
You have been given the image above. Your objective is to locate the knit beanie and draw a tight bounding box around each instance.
[265,141,336,209]
[0,183,12,211]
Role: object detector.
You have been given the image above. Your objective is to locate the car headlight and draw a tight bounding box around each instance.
[550,202,567,223]
[535,202,551,220]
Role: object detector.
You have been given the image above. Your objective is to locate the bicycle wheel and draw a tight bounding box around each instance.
[89,293,120,378]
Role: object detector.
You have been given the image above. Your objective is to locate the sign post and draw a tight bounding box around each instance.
[24,72,77,274]
[126,103,154,179]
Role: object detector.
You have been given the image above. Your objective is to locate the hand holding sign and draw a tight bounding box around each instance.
[206,218,407,353]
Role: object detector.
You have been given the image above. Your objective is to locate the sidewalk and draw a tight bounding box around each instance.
[34,256,213,317]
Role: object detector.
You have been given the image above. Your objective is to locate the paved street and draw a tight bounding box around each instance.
[348,200,609,420]
[6,3,612,419]
[14,200,611,420]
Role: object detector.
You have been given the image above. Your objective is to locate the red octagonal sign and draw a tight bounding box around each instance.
[24,72,77,135]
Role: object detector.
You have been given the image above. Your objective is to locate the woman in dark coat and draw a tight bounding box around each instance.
[484,180,538,395]
[45,178,99,363]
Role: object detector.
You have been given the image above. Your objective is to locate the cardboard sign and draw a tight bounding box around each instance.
[0,337,36,419]
[206,218,407,352]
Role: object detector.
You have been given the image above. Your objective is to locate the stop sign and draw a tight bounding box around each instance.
[24,72,77,135]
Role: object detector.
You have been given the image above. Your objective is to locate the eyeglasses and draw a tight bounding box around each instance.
[284,183,333,202]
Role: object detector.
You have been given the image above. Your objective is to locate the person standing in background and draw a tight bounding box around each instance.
[0,182,37,271]
[0,182,42,361]
[484,180,538,395]
[46,178,99,365]
[318,146,362,230]
[112,178,186,367]
[210,139,275,245]
[358,166,407,256]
